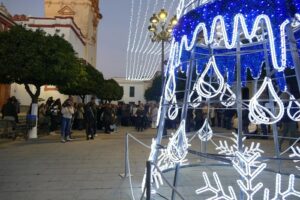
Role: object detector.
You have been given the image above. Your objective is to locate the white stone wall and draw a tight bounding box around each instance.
[10,84,69,106]
[113,78,152,104]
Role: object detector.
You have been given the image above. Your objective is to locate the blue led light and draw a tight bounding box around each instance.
[171,0,300,91]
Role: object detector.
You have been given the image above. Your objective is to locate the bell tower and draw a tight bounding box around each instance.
[44,0,102,67]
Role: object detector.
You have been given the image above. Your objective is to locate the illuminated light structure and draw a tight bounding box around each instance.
[248,77,285,125]
[220,84,236,107]
[135,0,300,199]
[197,119,213,141]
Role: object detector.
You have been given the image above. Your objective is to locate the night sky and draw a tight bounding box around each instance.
[2,0,130,79]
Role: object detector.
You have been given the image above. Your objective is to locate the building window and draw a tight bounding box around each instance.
[129,86,135,97]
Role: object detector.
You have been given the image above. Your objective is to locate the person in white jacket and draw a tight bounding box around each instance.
[61,99,74,143]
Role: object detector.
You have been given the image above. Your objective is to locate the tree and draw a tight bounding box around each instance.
[97,79,123,103]
[144,75,162,102]
[0,26,79,138]
[0,26,78,103]
[58,59,105,102]
[144,73,186,102]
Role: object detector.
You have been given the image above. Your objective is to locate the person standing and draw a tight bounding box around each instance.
[2,98,18,126]
[85,97,97,139]
[151,104,158,129]
[60,99,74,143]
[279,92,297,151]
[103,104,113,133]
[49,99,61,135]
[76,103,85,130]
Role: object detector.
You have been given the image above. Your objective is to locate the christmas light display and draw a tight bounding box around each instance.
[290,146,300,170]
[131,0,300,199]
[197,119,213,141]
[248,77,285,125]
[287,95,300,121]
[195,56,225,99]
[220,84,236,107]
[166,120,190,163]
[188,83,202,108]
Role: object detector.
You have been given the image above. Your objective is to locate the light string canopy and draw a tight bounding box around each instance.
[126,0,176,81]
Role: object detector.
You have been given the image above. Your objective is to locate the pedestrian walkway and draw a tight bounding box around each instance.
[0,127,299,200]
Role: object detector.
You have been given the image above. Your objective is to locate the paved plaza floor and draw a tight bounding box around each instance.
[0,127,299,200]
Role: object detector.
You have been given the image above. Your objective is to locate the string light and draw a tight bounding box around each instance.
[168,96,179,120]
[248,77,284,125]
[197,119,213,142]
[220,84,236,107]
[287,95,300,121]
[125,0,135,80]
[188,83,202,108]
[195,56,225,99]
[166,120,190,163]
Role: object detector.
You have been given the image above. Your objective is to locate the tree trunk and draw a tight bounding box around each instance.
[80,95,85,103]
[24,84,41,139]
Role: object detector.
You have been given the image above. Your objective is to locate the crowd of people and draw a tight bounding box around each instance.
[36,97,160,143]
[0,95,298,150]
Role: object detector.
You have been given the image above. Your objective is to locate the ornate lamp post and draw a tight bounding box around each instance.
[148,9,178,85]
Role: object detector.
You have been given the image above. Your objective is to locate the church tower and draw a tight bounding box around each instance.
[44,0,102,67]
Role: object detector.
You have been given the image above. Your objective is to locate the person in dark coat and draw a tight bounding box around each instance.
[85,97,97,140]
[2,97,18,123]
[103,104,113,133]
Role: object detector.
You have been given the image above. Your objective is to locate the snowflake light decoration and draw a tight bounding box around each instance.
[216,132,264,166]
[195,172,237,200]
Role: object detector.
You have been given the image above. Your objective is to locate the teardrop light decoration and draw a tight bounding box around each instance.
[197,119,213,142]
[220,84,236,107]
[249,77,284,124]
[168,96,179,120]
[189,83,202,108]
[166,120,190,163]
[165,70,176,102]
[196,56,225,99]
[287,95,300,121]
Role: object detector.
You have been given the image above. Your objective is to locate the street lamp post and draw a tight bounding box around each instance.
[148,9,178,86]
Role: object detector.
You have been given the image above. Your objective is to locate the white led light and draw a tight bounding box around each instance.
[264,174,300,199]
[233,152,267,200]
[195,56,225,99]
[220,84,236,107]
[287,95,300,121]
[170,14,299,73]
[165,70,176,102]
[126,0,135,80]
[216,132,264,166]
[289,146,300,170]
[177,0,185,19]
[249,77,284,124]
[197,119,213,142]
[189,83,202,108]
[196,172,237,200]
[156,97,162,126]
[168,96,179,120]
[166,120,190,163]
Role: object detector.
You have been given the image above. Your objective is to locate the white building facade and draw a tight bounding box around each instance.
[113,77,151,104]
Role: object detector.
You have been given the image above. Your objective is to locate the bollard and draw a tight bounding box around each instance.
[146,161,152,200]
[120,133,129,178]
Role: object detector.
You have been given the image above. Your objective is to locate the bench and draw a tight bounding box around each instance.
[0,120,28,140]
